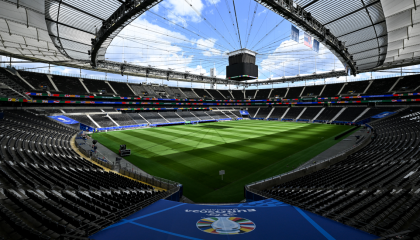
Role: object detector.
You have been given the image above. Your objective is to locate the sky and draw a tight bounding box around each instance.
[2,0,420,89]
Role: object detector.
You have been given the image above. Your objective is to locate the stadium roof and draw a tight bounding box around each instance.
[0,0,419,84]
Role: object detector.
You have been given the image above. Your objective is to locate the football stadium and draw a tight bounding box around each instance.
[1,0,420,239]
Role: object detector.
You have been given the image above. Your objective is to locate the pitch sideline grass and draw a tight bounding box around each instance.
[92,121,353,202]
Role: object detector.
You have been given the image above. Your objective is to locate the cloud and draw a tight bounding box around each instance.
[257,9,267,17]
[160,0,205,27]
[196,38,223,56]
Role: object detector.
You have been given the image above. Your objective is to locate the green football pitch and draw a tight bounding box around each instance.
[92,121,352,203]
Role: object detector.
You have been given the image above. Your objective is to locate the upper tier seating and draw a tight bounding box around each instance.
[393,75,420,92]
[270,88,287,98]
[164,86,176,98]
[270,107,288,119]
[247,108,259,118]
[90,114,117,127]
[130,84,148,97]
[139,112,167,124]
[140,85,158,97]
[180,88,198,98]
[365,77,397,94]
[0,68,31,92]
[193,89,210,98]
[64,109,103,113]
[18,71,54,92]
[341,81,370,95]
[50,75,87,95]
[109,81,136,96]
[231,90,244,99]
[245,90,257,99]
[261,108,420,236]
[255,89,271,99]
[206,89,224,99]
[285,87,304,99]
[0,110,165,239]
[301,85,324,97]
[127,113,149,124]
[218,90,232,99]
[110,114,137,126]
[320,83,343,97]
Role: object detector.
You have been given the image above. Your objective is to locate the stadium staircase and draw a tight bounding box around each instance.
[266,107,275,119]
[106,81,118,95]
[79,79,90,93]
[318,85,326,96]
[296,107,307,120]
[87,115,101,128]
[190,112,201,120]
[363,80,373,94]
[138,113,151,124]
[126,83,137,96]
[107,115,120,126]
[204,89,214,99]
[311,107,324,122]
[267,89,273,98]
[216,89,226,99]
[281,108,290,120]
[46,74,60,91]
[175,112,186,121]
[389,77,402,92]
[253,108,260,118]
[353,108,370,122]
[157,113,170,123]
[205,112,215,119]
[330,107,347,122]
[191,88,200,98]
[337,83,347,96]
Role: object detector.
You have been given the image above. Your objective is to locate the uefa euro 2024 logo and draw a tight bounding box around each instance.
[196,217,256,235]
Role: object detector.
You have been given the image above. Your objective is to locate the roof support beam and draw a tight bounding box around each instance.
[49,0,106,21]
[45,18,95,35]
[337,20,385,38]
[324,0,380,26]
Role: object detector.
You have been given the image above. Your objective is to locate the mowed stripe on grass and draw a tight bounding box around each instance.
[92,121,352,202]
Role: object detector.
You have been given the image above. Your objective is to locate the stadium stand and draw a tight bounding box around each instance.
[301,85,324,97]
[50,75,87,94]
[139,112,167,124]
[109,114,137,126]
[283,107,305,119]
[316,107,343,121]
[65,115,96,126]
[192,111,213,120]
[393,75,420,92]
[270,107,289,119]
[0,68,31,91]
[18,70,54,92]
[341,81,370,95]
[206,111,222,119]
[180,88,198,98]
[177,111,200,121]
[335,107,368,122]
[258,108,420,236]
[285,87,304,99]
[205,89,224,99]
[130,84,148,97]
[320,83,343,97]
[127,113,149,124]
[90,114,117,127]
[109,81,136,96]
[255,89,271,99]
[298,107,322,120]
[164,86,176,98]
[364,77,397,94]
[142,85,158,97]
[270,88,288,98]
[255,107,271,119]
[171,88,186,98]
[192,89,209,98]
[64,109,103,113]
[245,90,257,99]
[231,90,244,99]
[217,90,232,99]
[159,112,183,122]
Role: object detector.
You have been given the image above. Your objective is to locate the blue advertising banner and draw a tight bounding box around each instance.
[91,199,377,240]
[371,112,395,119]
[313,39,320,53]
[49,115,79,124]
[291,25,299,42]
[240,110,249,115]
